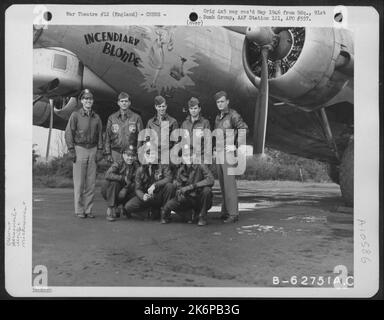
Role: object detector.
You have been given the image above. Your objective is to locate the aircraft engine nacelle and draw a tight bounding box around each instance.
[33,47,116,100]
[33,98,52,126]
[34,47,83,97]
[33,97,67,130]
[33,47,117,128]
[242,27,354,111]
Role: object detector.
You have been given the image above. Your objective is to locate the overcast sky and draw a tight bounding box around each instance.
[33,126,67,159]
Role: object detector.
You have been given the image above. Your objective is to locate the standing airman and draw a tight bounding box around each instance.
[146,95,179,157]
[65,89,104,218]
[180,97,211,158]
[214,91,249,223]
[104,92,143,162]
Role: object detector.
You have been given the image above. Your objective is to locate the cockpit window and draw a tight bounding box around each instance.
[53,54,67,70]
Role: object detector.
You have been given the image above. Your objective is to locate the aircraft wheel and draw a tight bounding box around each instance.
[339,138,354,207]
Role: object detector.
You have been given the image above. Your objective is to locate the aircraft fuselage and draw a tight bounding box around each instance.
[34,26,353,163]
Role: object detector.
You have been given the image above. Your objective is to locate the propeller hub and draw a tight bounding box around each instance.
[245,27,275,46]
[269,30,293,61]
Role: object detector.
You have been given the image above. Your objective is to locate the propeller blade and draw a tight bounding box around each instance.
[45,99,54,161]
[271,27,289,34]
[274,60,282,77]
[224,26,248,35]
[253,47,269,154]
[246,27,275,45]
[33,95,43,105]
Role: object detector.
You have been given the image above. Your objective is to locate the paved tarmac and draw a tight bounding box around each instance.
[33,181,353,288]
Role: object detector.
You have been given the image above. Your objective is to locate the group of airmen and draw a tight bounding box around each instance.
[64,88,248,226]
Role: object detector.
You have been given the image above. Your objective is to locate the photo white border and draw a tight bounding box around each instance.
[4,4,380,297]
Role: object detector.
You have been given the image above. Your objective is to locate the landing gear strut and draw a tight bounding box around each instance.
[318,107,340,161]
[317,107,353,207]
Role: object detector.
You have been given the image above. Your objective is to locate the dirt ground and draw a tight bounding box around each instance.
[33,180,353,288]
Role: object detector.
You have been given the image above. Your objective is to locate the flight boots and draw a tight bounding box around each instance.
[106,207,116,222]
[160,209,171,224]
[197,213,207,226]
[115,205,124,218]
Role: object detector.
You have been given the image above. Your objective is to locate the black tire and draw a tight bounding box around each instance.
[339,139,354,207]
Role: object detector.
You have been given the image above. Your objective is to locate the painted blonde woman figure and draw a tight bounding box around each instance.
[148,26,174,88]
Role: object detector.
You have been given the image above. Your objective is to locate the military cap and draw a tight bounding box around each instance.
[214,90,228,101]
[188,97,200,108]
[122,145,137,156]
[118,92,130,101]
[154,95,166,106]
[79,88,93,100]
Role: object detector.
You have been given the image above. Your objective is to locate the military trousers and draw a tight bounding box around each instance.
[101,180,135,208]
[216,159,239,217]
[163,187,213,220]
[73,146,97,215]
[124,183,176,219]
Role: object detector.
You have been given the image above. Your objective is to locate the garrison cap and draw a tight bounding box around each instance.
[188,97,200,108]
[118,92,130,101]
[154,95,166,106]
[79,89,93,100]
[214,90,228,101]
[122,145,137,156]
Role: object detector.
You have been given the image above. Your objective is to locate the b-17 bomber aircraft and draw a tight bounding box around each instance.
[33,25,354,206]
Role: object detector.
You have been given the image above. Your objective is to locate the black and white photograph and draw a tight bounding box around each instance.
[4,4,380,297]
